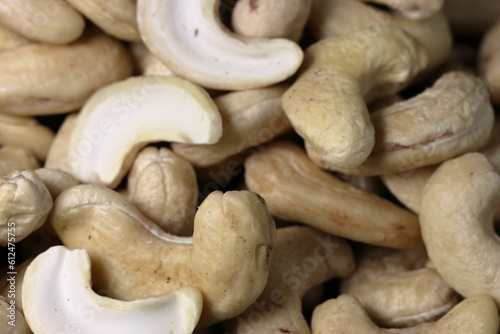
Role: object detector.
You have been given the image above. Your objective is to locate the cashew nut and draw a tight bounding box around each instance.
[0,145,39,175]
[44,113,77,173]
[357,0,444,19]
[136,0,303,90]
[244,141,421,248]
[479,19,500,104]
[50,185,276,326]
[23,245,203,334]
[34,168,79,199]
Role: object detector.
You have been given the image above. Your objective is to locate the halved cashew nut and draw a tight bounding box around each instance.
[226,226,354,334]
[420,152,500,305]
[127,147,198,236]
[0,0,85,44]
[311,294,499,334]
[340,246,458,327]
[137,0,303,90]
[358,0,444,19]
[172,85,291,167]
[0,145,39,175]
[0,24,30,52]
[23,246,203,334]
[307,71,495,176]
[66,75,223,187]
[0,296,30,334]
[66,0,140,42]
[244,141,421,249]
[282,26,428,169]
[479,19,500,104]
[232,0,313,42]
[0,170,52,246]
[50,185,276,326]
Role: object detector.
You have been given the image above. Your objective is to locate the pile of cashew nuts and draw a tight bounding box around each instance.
[0,0,499,333]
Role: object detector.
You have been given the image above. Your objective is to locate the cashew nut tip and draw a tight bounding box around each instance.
[22,245,203,334]
[136,0,304,90]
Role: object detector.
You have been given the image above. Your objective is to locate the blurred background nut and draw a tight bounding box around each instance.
[478,19,500,105]
[0,145,39,175]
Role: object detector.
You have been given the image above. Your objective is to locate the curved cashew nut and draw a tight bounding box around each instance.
[66,75,223,187]
[50,185,276,327]
[66,0,139,42]
[0,0,85,44]
[172,85,291,167]
[137,0,303,90]
[23,246,203,334]
[0,170,52,246]
[479,19,500,104]
[244,141,421,248]
[0,24,30,52]
[358,0,444,19]
[307,71,495,176]
[226,226,354,334]
[282,26,428,169]
[232,0,313,42]
[420,152,500,305]
[311,294,499,334]
[127,147,198,236]
[340,246,457,327]
[0,296,30,334]
[0,145,39,175]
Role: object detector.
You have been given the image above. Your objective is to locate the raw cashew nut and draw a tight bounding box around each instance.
[0,145,39,175]
[65,75,223,187]
[66,0,140,41]
[307,71,495,176]
[232,0,313,42]
[0,170,52,246]
[23,246,203,334]
[479,19,500,104]
[282,26,428,169]
[340,246,457,327]
[0,296,30,334]
[226,226,354,334]
[127,147,198,236]
[0,24,29,52]
[34,168,79,199]
[0,0,85,44]
[50,185,276,326]
[358,0,444,19]
[137,0,303,90]
[420,152,500,305]
[244,141,421,249]
[172,85,291,167]
[311,294,499,334]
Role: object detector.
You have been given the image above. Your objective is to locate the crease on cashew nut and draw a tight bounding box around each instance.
[0,112,54,161]
[244,141,422,249]
[0,28,133,116]
[23,246,203,334]
[420,152,500,305]
[309,0,452,72]
[172,85,291,167]
[307,71,495,176]
[358,0,444,20]
[34,168,79,200]
[66,0,140,42]
[282,26,428,169]
[479,19,500,104]
[226,226,354,334]
[0,24,30,52]
[0,296,30,334]
[0,0,85,44]
[65,75,223,188]
[1,259,32,314]
[0,145,39,175]
[340,246,458,327]
[50,185,276,327]
[311,294,499,334]
[126,147,198,236]
[231,0,313,42]
[0,170,52,246]
[443,0,500,35]
[136,0,303,90]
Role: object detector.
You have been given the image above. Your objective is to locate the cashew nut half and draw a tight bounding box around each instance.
[420,152,500,305]
[23,246,203,334]
[66,75,223,187]
[137,0,303,90]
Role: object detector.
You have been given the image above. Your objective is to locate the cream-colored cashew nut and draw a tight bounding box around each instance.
[0,296,30,334]
[0,24,29,52]
[420,152,500,305]
[127,147,198,236]
[0,28,133,116]
[0,170,52,246]
[358,0,444,19]
[232,0,313,42]
[282,26,428,169]
[479,19,500,104]
[50,185,276,326]
[340,246,458,327]
[0,145,39,175]
[226,226,354,334]
[66,75,223,187]
[0,0,85,44]
[311,294,499,334]
[172,85,291,167]
[23,246,203,334]
[245,141,421,248]
[137,0,303,90]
